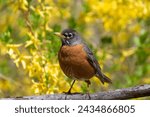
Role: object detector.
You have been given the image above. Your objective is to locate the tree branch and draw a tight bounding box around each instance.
[2,84,150,100]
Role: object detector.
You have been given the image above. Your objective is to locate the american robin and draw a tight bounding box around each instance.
[55,29,112,94]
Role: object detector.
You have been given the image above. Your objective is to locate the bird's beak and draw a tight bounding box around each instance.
[54,32,65,38]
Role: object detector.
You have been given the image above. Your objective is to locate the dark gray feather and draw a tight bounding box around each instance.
[83,43,112,84]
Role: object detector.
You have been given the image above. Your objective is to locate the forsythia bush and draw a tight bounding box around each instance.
[0,0,150,97]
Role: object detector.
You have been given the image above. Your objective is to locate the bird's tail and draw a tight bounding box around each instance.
[96,72,112,84]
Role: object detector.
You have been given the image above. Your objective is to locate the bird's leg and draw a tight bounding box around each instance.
[85,80,91,88]
[85,80,91,99]
[67,80,76,94]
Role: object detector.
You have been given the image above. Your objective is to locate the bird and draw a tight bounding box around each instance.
[55,29,112,94]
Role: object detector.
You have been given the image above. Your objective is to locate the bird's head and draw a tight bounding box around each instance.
[55,29,82,46]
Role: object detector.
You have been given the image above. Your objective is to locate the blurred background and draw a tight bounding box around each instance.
[0,0,150,98]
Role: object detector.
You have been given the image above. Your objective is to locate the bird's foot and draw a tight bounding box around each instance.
[85,92,91,100]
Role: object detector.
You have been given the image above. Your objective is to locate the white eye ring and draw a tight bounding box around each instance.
[64,32,73,39]
[68,33,73,38]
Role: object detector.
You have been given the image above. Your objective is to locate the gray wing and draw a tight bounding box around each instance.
[83,44,102,75]
[83,43,112,84]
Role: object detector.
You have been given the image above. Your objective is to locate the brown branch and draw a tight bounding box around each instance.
[2,84,150,100]
[22,5,35,36]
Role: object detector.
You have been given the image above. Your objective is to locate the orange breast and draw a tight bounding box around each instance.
[58,44,95,80]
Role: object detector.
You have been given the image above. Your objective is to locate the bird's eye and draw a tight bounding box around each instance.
[63,32,74,39]
[68,33,73,38]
